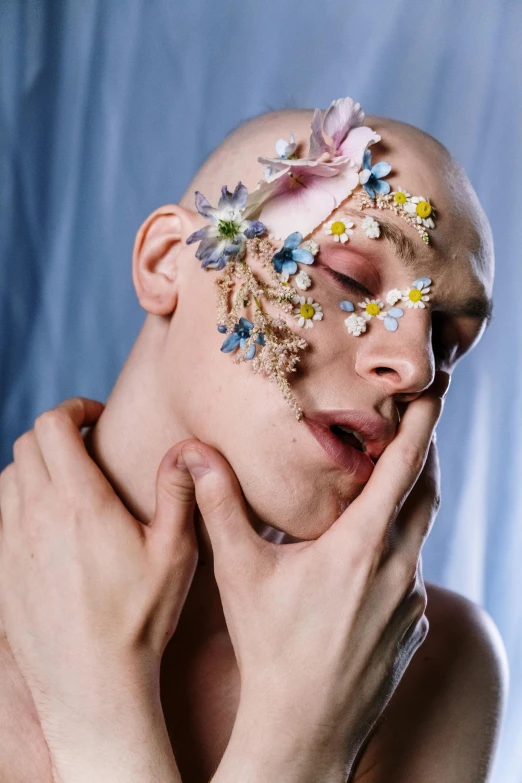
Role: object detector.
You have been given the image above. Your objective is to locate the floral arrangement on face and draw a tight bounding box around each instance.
[186,97,435,420]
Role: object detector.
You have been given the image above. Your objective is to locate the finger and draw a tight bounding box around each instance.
[147,440,198,556]
[327,370,450,548]
[0,463,21,538]
[12,430,51,503]
[33,398,106,490]
[178,439,263,570]
[396,438,441,561]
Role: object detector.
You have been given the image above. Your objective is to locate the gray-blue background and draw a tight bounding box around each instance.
[1,1,521,779]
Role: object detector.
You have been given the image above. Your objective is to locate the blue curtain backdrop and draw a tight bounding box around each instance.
[1,1,521,779]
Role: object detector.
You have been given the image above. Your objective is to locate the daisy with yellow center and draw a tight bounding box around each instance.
[393,187,410,205]
[404,196,435,228]
[401,278,431,309]
[358,297,386,321]
[325,219,354,243]
[292,295,323,328]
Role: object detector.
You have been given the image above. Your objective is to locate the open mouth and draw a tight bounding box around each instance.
[329,425,367,453]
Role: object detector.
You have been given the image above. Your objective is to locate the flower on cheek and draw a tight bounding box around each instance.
[295,270,312,290]
[186,183,266,270]
[272,232,315,276]
[345,313,367,336]
[358,297,386,321]
[402,278,431,309]
[325,219,354,243]
[292,296,323,328]
[220,318,265,360]
[386,288,403,306]
[359,149,392,198]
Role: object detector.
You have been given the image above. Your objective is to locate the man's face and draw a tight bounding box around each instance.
[164,118,493,538]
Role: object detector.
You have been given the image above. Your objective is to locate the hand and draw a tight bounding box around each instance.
[0,398,198,741]
[178,371,450,780]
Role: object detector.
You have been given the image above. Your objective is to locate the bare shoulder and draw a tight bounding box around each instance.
[351,582,509,783]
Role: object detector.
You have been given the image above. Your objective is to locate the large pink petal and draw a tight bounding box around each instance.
[248,164,360,239]
[308,108,332,159]
[339,126,381,167]
[323,98,365,150]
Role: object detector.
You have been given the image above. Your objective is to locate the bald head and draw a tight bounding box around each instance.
[181,108,494,289]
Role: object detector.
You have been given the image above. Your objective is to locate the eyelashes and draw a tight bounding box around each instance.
[324,267,374,297]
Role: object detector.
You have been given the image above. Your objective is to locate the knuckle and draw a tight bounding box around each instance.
[401,441,427,476]
[35,408,69,433]
[12,431,34,458]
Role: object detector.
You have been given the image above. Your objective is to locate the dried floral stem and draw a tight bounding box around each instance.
[215,238,308,420]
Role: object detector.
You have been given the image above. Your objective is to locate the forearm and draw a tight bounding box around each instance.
[40,673,182,783]
[211,701,355,783]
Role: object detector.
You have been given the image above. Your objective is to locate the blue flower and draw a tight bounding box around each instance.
[186,183,266,271]
[272,232,315,276]
[383,307,404,332]
[359,150,392,198]
[219,318,265,360]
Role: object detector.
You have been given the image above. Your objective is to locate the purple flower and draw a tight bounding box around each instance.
[186,183,266,270]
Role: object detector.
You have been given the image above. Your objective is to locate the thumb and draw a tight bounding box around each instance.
[178,439,260,568]
[147,440,198,553]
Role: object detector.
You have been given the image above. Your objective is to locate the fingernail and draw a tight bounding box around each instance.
[432,370,451,400]
[180,448,209,478]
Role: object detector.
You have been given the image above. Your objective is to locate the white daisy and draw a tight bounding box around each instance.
[299,239,319,256]
[362,216,381,239]
[295,270,312,290]
[401,279,431,309]
[345,314,368,336]
[325,219,354,243]
[392,187,411,207]
[292,296,323,328]
[358,297,385,320]
[403,196,435,228]
[386,288,403,306]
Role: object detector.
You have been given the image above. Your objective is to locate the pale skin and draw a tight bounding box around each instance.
[0,110,509,782]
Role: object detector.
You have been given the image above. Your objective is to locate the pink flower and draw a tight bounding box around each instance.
[245,97,381,239]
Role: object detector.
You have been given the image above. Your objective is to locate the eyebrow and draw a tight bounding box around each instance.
[337,205,494,327]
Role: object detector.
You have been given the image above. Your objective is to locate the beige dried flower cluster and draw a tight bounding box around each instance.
[352,191,432,244]
[215,236,308,420]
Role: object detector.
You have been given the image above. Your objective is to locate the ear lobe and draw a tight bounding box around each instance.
[132,204,195,315]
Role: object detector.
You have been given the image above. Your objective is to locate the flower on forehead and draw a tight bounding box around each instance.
[392,187,411,205]
[220,318,265,360]
[292,296,323,328]
[403,197,435,228]
[345,313,367,336]
[386,288,403,306]
[401,278,431,309]
[272,232,315,276]
[295,270,312,290]
[362,216,381,239]
[358,297,386,320]
[325,218,354,243]
[274,133,297,160]
[186,183,266,270]
[245,97,381,240]
[359,150,392,198]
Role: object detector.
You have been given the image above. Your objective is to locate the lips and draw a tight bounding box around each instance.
[303,409,396,480]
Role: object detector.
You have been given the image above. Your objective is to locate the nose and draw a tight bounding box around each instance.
[354,312,435,400]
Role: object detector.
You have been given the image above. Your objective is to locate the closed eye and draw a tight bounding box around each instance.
[325,268,374,297]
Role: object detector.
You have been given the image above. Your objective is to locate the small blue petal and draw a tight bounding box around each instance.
[387,307,404,318]
[371,161,392,179]
[282,260,297,275]
[340,301,355,312]
[239,337,247,348]
[238,317,254,330]
[384,316,399,332]
[363,182,377,198]
[217,324,227,333]
[413,277,431,289]
[221,333,241,352]
[256,332,266,345]
[245,344,256,360]
[244,220,266,238]
[284,231,303,250]
[372,178,391,195]
[362,149,372,170]
[292,248,314,265]
[230,182,248,210]
[271,250,286,273]
[186,226,210,245]
[194,191,216,219]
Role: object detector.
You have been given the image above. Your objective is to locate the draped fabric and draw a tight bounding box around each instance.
[1,2,520,779]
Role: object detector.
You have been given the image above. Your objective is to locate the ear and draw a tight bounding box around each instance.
[132,204,196,315]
